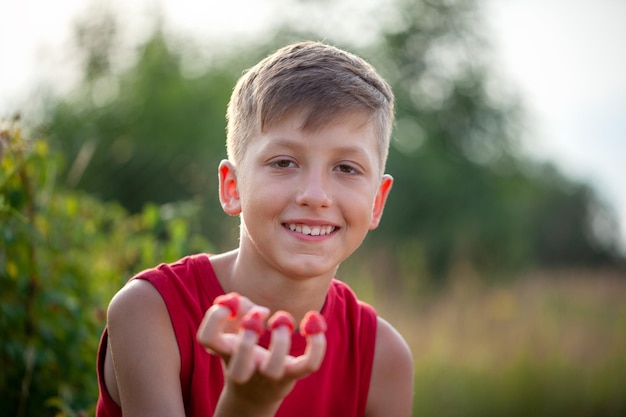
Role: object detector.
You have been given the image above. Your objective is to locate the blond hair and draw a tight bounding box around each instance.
[226,41,394,174]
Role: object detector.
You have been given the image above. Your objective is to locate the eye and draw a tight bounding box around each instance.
[269,158,296,169]
[335,163,361,175]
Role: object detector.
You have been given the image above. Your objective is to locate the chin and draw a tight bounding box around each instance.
[278,257,338,280]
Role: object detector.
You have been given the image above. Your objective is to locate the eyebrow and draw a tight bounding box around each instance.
[263,138,370,157]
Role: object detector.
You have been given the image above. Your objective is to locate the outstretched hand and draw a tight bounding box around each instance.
[196,293,327,415]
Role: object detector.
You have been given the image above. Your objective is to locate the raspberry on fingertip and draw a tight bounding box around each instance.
[240,309,266,336]
[300,311,327,336]
[214,293,240,318]
[268,310,296,333]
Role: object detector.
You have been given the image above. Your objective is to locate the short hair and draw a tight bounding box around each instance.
[226,41,395,174]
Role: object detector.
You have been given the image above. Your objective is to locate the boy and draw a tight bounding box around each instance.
[96,40,414,416]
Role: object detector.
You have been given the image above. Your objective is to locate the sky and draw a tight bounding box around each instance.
[484,0,626,252]
[1,0,625,252]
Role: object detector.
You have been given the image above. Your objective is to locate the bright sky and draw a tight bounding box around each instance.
[1,0,625,252]
[485,0,626,253]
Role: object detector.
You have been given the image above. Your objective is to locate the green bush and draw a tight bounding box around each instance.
[0,117,211,417]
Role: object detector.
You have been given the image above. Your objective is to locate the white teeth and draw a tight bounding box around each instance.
[287,224,335,236]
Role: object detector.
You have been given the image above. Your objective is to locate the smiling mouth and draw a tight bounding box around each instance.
[285,223,337,236]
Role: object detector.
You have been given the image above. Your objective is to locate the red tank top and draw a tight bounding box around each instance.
[96,254,377,416]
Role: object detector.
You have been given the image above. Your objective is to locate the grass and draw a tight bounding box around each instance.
[349,268,626,417]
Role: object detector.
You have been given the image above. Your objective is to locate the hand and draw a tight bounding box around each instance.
[196,293,327,413]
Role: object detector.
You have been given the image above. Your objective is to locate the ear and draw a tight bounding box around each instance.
[369,174,393,230]
[219,160,242,216]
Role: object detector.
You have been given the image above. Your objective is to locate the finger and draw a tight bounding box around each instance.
[299,311,327,336]
[196,293,266,356]
[227,308,268,383]
[240,308,268,335]
[261,311,295,379]
[197,303,237,355]
[261,326,291,379]
[287,333,326,376]
[227,329,260,383]
[287,312,327,376]
[214,292,241,318]
[197,293,243,351]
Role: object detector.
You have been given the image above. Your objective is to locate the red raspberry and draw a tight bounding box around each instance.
[240,310,266,336]
[300,311,327,336]
[268,311,296,333]
[214,293,240,318]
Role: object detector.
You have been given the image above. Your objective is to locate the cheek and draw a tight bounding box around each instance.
[342,190,376,222]
[241,187,285,218]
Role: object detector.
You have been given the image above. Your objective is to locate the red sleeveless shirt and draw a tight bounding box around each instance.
[96,254,377,416]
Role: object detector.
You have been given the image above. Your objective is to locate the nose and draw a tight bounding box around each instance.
[295,168,332,208]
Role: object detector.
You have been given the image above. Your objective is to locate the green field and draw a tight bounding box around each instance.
[371,270,626,417]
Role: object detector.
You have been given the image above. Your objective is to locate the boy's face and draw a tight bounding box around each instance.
[219,111,393,279]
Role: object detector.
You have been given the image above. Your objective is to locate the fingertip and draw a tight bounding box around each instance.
[299,311,327,336]
[197,304,230,346]
[268,310,296,333]
[240,309,267,336]
[214,292,241,318]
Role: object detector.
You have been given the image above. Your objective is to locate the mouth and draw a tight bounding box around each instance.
[285,223,337,236]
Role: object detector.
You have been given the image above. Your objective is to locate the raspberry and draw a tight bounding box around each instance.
[300,311,327,336]
[268,311,296,332]
[240,310,266,336]
[214,293,240,318]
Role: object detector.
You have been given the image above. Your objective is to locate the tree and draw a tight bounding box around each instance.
[43,20,244,248]
[359,0,624,282]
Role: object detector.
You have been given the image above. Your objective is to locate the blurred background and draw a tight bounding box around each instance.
[1,0,625,416]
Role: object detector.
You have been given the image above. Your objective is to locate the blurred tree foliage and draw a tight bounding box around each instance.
[0,117,210,416]
[43,11,247,247]
[363,0,624,282]
[40,0,623,288]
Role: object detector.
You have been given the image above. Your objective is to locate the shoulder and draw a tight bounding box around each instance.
[107,279,179,361]
[366,316,414,417]
[373,317,413,382]
[106,279,186,415]
[118,255,216,310]
[107,278,181,380]
[108,278,166,323]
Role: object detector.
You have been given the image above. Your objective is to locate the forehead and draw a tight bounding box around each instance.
[248,110,381,168]
[266,109,375,141]
[263,107,376,136]
[237,107,387,175]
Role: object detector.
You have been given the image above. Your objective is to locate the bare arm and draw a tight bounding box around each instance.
[105,279,186,417]
[366,317,414,417]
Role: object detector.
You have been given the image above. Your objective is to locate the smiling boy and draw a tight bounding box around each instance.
[96,41,414,417]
